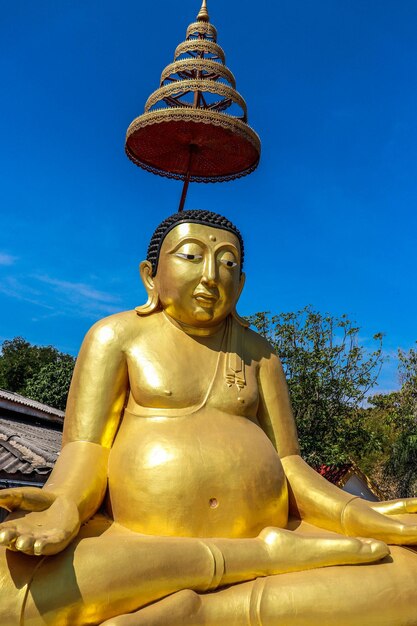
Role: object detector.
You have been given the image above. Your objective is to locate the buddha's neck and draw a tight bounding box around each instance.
[162,312,226,337]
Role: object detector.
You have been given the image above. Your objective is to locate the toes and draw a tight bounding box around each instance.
[357,538,389,561]
[370,540,390,559]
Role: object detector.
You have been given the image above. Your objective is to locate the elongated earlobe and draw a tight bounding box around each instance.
[136,261,161,316]
[232,273,249,327]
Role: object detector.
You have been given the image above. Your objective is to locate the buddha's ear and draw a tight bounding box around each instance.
[232,272,249,328]
[136,261,161,316]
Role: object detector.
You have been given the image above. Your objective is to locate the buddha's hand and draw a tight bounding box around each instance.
[368,498,417,516]
[258,527,388,575]
[0,487,80,556]
[341,497,417,545]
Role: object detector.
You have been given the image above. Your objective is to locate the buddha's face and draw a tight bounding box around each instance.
[151,223,243,328]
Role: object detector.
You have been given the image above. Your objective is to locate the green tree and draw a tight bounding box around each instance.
[249,307,384,466]
[0,337,75,411]
[24,356,75,411]
[0,337,56,393]
[357,394,401,498]
[369,345,417,497]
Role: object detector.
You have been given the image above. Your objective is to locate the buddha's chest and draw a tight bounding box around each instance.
[125,332,259,417]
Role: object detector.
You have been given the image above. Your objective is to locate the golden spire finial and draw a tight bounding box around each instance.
[197,0,209,22]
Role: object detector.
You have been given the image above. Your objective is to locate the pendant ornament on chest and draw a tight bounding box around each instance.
[225,362,246,392]
[224,316,246,392]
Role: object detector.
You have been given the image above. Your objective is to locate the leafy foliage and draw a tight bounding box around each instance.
[24,357,75,412]
[249,307,384,466]
[369,345,417,497]
[0,337,75,411]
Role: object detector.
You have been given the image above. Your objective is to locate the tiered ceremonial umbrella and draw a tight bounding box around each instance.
[125,0,261,211]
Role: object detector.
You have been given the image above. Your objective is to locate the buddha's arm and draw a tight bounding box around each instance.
[257,350,417,544]
[0,315,129,554]
[257,351,353,528]
[43,316,128,513]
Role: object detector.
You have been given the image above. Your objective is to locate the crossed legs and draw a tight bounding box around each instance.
[1,515,414,626]
[102,546,417,626]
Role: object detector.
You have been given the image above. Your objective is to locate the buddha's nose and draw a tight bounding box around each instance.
[201,253,217,285]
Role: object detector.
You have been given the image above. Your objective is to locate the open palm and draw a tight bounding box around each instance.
[0,487,80,556]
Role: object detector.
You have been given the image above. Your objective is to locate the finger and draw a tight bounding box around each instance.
[0,490,22,512]
[373,520,417,545]
[33,530,70,556]
[371,499,417,516]
[13,488,55,512]
[0,527,18,548]
[403,499,417,514]
[15,534,36,554]
[33,538,66,556]
[0,488,55,513]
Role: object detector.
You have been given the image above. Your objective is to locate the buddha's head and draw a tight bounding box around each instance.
[137,210,247,329]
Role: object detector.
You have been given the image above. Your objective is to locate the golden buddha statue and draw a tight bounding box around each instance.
[0,209,417,626]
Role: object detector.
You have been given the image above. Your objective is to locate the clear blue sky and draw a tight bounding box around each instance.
[1,0,416,393]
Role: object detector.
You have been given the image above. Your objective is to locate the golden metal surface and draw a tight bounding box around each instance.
[0,221,416,625]
[186,21,217,41]
[145,80,247,118]
[197,0,209,22]
[174,40,226,64]
[161,59,236,89]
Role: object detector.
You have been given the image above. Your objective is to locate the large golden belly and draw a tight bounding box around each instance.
[107,409,288,538]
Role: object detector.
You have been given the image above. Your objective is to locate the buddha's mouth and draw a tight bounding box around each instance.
[193,292,218,306]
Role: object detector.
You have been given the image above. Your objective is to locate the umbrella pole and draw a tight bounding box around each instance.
[178,170,191,213]
[178,144,197,213]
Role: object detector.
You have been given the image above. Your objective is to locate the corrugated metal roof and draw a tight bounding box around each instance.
[0,389,65,419]
[0,418,61,476]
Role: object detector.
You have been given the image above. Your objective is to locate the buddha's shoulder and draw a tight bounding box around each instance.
[240,323,277,362]
[86,310,158,346]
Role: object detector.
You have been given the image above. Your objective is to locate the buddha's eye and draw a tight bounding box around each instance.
[174,243,204,262]
[218,251,238,269]
[175,252,203,262]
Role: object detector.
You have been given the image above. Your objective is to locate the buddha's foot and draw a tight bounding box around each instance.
[258,526,389,573]
[100,590,203,626]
